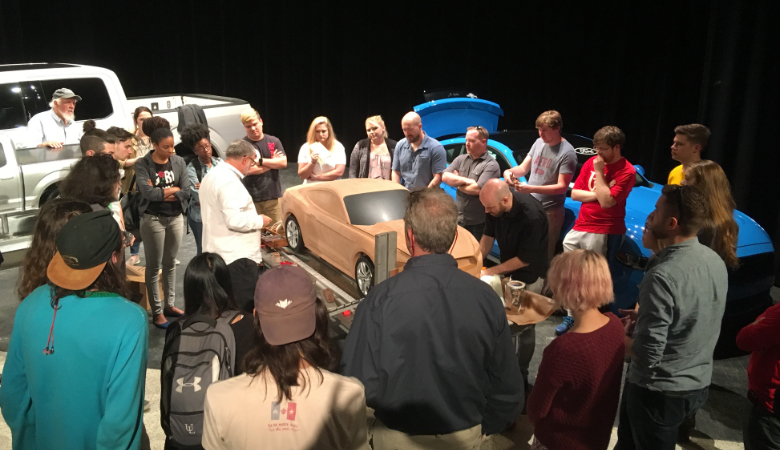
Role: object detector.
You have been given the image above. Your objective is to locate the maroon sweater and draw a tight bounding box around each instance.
[528,313,625,450]
[737,302,780,413]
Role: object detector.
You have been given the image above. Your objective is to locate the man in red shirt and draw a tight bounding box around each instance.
[737,302,780,449]
[557,126,635,335]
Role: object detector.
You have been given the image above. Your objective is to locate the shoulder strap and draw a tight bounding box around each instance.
[194,159,203,182]
[182,314,217,329]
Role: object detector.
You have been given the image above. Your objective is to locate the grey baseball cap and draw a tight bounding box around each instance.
[52,88,82,102]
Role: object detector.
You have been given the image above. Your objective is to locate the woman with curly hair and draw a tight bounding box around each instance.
[683,160,739,268]
[16,199,92,300]
[182,124,221,255]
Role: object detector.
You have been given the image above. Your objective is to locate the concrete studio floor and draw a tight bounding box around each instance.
[0,166,774,449]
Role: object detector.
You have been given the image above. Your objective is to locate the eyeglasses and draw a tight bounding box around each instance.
[244,155,259,167]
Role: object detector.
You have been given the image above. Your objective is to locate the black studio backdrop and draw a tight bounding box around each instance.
[2,0,779,280]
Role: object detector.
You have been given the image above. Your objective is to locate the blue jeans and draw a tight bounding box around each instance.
[130,237,141,256]
[615,381,708,450]
[188,215,203,255]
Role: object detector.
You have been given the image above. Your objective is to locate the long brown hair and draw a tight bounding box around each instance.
[684,160,739,268]
[18,199,93,300]
[243,300,332,402]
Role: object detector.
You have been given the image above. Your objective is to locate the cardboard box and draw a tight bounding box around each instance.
[126,265,163,312]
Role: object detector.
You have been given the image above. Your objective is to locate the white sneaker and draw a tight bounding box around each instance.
[127,255,140,266]
[175,259,181,265]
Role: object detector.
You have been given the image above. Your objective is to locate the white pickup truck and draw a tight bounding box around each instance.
[0,62,250,253]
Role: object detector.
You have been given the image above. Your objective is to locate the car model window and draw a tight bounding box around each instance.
[307,190,348,223]
[0,83,26,130]
[486,146,511,174]
[38,78,113,121]
[344,190,409,226]
[444,144,465,164]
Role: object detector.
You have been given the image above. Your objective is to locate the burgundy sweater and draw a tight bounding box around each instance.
[528,313,625,450]
[737,302,780,413]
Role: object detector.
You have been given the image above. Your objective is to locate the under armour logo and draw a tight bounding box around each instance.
[176,377,202,393]
[185,424,196,434]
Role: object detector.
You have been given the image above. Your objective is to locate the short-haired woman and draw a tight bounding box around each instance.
[135,117,190,328]
[202,265,369,450]
[527,250,625,450]
[349,115,397,180]
[297,116,346,183]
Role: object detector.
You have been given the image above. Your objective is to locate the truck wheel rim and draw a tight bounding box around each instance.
[287,221,299,248]
[357,261,372,295]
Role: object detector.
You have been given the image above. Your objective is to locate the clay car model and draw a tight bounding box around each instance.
[282,179,483,297]
[418,94,775,358]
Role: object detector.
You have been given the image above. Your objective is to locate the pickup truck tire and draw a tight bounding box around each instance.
[40,184,60,206]
[285,215,305,253]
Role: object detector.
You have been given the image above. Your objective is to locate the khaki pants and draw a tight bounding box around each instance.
[253,198,281,227]
[371,419,483,450]
[545,206,565,261]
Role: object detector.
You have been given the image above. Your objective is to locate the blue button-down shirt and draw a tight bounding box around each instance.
[391,132,446,190]
[25,110,80,148]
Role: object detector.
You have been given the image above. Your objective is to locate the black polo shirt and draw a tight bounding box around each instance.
[484,191,549,283]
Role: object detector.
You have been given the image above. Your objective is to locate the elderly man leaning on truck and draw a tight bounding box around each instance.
[26,88,82,149]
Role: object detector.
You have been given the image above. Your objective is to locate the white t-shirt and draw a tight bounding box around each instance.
[203,368,369,450]
[297,141,346,184]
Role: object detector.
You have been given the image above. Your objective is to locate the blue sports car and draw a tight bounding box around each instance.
[416,96,775,358]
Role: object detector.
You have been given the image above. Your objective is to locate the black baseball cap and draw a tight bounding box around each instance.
[47,210,120,290]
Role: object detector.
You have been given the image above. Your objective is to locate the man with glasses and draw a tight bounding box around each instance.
[200,140,271,312]
[616,184,727,450]
[392,112,447,191]
[442,126,500,241]
[503,110,577,261]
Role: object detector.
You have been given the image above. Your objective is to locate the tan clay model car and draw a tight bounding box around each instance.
[282,179,483,297]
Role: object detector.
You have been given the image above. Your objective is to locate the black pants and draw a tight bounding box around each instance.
[227,258,261,313]
[615,382,708,450]
[460,222,484,243]
[744,400,780,450]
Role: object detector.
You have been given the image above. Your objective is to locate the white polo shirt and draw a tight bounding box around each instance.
[200,162,265,265]
[25,110,81,148]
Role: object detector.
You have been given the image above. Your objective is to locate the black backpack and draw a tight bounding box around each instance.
[160,311,241,448]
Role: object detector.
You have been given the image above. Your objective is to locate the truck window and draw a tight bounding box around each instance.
[39,78,113,121]
[0,83,26,129]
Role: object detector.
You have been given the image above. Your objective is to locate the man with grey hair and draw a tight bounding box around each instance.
[200,140,271,311]
[342,188,523,448]
[26,88,82,149]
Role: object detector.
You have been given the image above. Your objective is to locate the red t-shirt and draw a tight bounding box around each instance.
[572,157,635,235]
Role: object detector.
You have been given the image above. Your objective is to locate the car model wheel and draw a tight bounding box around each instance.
[355,256,374,298]
[285,215,304,252]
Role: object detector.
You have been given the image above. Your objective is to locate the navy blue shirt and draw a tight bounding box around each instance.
[391,132,447,190]
[340,254,524,435]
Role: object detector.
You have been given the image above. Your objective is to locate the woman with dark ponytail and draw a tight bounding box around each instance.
[134,116,190,328]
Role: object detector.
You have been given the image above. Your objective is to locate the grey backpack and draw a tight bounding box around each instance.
[161,311,241,448]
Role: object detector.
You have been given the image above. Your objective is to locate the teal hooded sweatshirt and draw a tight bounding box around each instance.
[0,285,148,450]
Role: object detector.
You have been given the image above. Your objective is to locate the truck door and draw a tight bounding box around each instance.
[0,135,22,213]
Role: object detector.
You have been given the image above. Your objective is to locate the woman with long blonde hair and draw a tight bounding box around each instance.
[297,116,346,184]
[349,115,397,180]
[684,160,739,268]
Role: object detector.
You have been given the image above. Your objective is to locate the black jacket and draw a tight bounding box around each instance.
[340,254,524,435]
[135,151,190,215]
[348,137,397,179]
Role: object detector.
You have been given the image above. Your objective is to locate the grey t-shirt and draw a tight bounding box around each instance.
[525,138,577,209]
[444,152,500,225]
